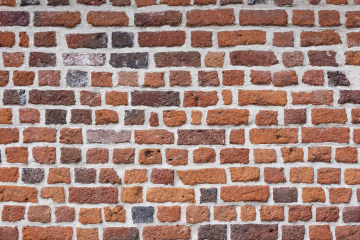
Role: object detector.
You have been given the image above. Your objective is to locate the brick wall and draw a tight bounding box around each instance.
[0,0,359,239]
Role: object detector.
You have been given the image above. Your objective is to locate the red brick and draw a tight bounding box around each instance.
[0,32,15,47]
[281,147,304,163]
[87,11,128,26]
[336,146,358,163]
[177,168,226,185]
[165,148,188,166]
[329,188,352,203]
[254,149,277,163]
[309,225,332,240]
[186,205,210,223]
[0,167,19,182]
[240,10,287,26]
[317,168,341,184]
[220,148,250,164]
[239,90,286,106]
[255,110,278,126]
[184,91,218,107]
[221,186,270,202]
[311,108,347,124]
[3,52,24,67]
[187,9,235,27]
[319,10,341,26]
[0,186,37,203]
[273,32,294,47]
[135,11,182,27]
[302,70,324,86]
[23,227,72,240]
[69,187,118,204]
[142,226,191,240]
[250,128,298,144]
[206,109,249,126]
[292,10,314,26]
[34,11,81,28]
[302,127,349,143]
[231,50,278,66]
[301,30,342,47]
[191,31,212,47]
[198,71,219,86]
[1,205,25,222]
[138,31,185,47]
[143,72,165,88]
[218,30,266,47]
[308,50,338,66]
[292,90,333,105]
[6,147,28,163]
[309,147,332,163]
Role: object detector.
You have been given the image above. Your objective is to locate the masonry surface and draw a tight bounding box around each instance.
[1,0,360,239]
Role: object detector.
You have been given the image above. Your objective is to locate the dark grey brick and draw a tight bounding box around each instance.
[132,206,154,223]
[22,168,44,184]
[328,71,350,87]
[273,187,298,203]
[66,70,88,87]
[112,32,134,48]
[200,188,217,203]
[21,0,39,6]
[3,90,26,105]
[199,224,227,240]
[75,168,96,184]
[110,53,148,69]
[45,109,67,125]
[124,109,145,125]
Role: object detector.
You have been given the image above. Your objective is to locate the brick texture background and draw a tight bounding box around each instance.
[0,0,360,239]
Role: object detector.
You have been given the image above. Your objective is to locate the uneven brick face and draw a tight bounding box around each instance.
[240,10,287,26]
[221,186,269,202]
[2,205,25,222]
[0,0,357,235]
[186,9,235,27]
[177,168,226,185]
[87,11,129,26]
[186,205,210,223]
[301,30,342,46]
[135,11,182,27]
[22,227,73,240]
[288,206,312,222]
[239,90,287,106]
[138,31,185,47]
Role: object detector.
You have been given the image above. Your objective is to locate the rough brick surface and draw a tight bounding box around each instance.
[0,1,357,239]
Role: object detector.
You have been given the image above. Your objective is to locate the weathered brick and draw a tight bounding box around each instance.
[135,11,182,27]
[0,12,29,26]
[154,52,201,67]
[240,10,287,26]
[69,187,118,204]
[221,186,270,202]
[218,30,266,47]
[187,9,235,27]
[239,90,286,106]
[142,226,191,240]
[132,91,180,107]
[110,53,148,69]
[292,90,333,105]
[22,227,72,240]
[302,127,349,143]
[231,224,278,240]
[308,51,338,66]
[34,11,81,28]
[139,31,185,47]
[87,11,129,26]
[249,128,298,144]
[146,187,195,203]
[231,51,278,66]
